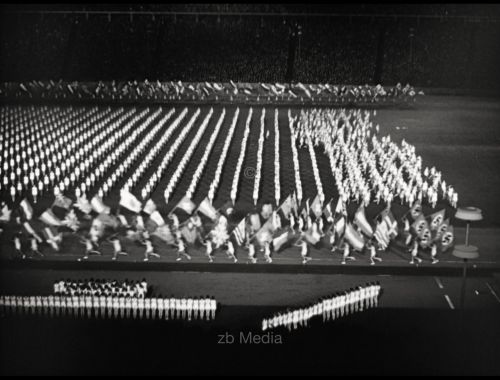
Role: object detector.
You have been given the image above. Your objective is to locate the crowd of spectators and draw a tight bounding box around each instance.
[1,9,499,90]
[5,4,500,16]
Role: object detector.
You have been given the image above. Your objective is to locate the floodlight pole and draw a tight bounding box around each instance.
[454,208,483,312]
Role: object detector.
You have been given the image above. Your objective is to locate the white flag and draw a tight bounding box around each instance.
[39,209,62,226]
[91,196,111,215]
[119,190,142,213]
[196,197,217,221]
[75,195,92,214]
[143,199,157,215]
[20,199,33,220]
[150,210,166,227]
[232,218,246,246]
[171,196,196,215]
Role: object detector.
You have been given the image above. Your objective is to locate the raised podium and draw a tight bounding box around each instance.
[453,207,482,309]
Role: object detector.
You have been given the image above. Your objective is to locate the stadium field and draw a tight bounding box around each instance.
[1,87,500,378]
[1,94,499,267]
[2,268,500,310]
[1,307,500,375]
[2,4,500,376]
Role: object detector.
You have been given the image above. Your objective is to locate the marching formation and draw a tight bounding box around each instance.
[290,108,459,209]
[0,103,455,264]
[53,278,148,298]
[262,282,381,331]
[1,278,217,321]
[0,294,217,321]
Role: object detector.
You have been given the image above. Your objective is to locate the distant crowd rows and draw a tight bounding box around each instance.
[0,80,421,106]
[1,14,499,89]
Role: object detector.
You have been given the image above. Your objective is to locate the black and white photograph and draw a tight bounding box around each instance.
[0,3,500,376]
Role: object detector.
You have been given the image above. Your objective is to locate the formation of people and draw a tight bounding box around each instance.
[0,292,218,321]
[53,278,148,298]
[262,282,381,331]
[290,108,458,209]
[0,104,455,265]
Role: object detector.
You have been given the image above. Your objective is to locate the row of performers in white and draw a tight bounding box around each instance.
[0,294,217,321]
[262,283,381,331]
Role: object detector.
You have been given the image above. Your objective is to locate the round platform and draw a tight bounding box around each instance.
[455,207,483,222]
[452,244,479,260]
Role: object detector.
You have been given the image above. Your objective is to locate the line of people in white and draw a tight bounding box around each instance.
[148,109,201,201]
[135,109,187,200]
[306,131,325,205]
[274,108,281,206]
[188,109,226,199]
[288,109,303,203]
[208,108,240,203]
[262,282,381,332]
[230,108,253,203]
[252,108,266,205]
[0,294,217,321]
[164,108,214,203]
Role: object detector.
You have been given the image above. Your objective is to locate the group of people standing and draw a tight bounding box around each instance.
[1,278,217,321]
[262,282,381,331]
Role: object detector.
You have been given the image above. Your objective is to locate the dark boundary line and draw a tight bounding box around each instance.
[0,259,498,277]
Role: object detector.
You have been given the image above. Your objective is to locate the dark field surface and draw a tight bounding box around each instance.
[1,269,500,310]
[1,266,500,375]
[1,308,500,375]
